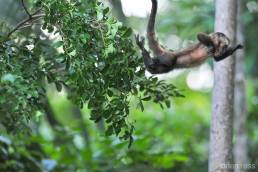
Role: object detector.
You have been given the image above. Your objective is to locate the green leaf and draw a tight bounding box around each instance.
[138,99,144,112]
[105,125,114,136]
[165,100,171,108]
[122,28,132,38]
[107,89,113,97]
[53,41,63,48]
[103,7,109,15]
[142,96,152,101]
[55,82,62,92]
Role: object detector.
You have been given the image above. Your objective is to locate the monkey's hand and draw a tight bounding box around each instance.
[135,34,153,63]
[214,44,243,61]
[197,32,243,61]
[197,32,216,55]
[135,34,146,50]
[197,32,215,48]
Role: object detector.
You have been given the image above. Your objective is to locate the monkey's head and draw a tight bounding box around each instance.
[197,32,237,58]
[209,32,231,57]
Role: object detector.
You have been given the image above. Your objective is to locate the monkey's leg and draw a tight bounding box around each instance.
[135,35,154,66]
[135,34,159,73]
[135,35,174,74]
[214,44,243,61]
[140,48,167,74]
[197,32,215,48]
[141,46,156,70]
[197,32,217,55]
[142,51,175,74]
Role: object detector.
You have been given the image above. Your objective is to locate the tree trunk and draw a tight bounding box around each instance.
[209,0,237,172]
[233,0,248,171]
[109,0,127,24]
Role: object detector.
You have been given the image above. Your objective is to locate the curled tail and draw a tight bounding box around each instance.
[147,0,158,34]
[147,0,164,55]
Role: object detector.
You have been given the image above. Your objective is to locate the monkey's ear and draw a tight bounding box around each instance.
[197,32,214,47]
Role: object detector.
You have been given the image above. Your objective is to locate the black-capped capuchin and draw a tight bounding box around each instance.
[135,0,243,74]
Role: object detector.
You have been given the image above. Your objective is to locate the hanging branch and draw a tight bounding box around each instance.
[21,0,32,18]
[7,0,44,37]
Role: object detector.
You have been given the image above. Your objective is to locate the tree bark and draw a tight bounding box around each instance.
[209,0,237,172]
[72,107,91,147]
[109,0,127,24]
[42,98,61,127]
[233,0,248,171]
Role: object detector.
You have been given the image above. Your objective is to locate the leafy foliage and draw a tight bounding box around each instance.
[0,135,47,172]
[0,87,210,172]
[1,0,257,172]
[0,33,45,132]
[0,0,182,142]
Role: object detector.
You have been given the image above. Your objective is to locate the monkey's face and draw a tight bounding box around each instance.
[197,32,231,58]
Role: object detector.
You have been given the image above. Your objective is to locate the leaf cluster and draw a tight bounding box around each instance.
[0,0,182,144]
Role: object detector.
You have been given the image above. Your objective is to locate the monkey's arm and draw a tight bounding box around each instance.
[197,32,244,61]
[135,33,214,72]
[135,35,176,74]
[214,44,243,61]
[137,0,243,74]
[136,32,243,73]
[135,35,156,70]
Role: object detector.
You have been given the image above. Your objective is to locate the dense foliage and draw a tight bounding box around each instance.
[0,1,184,170]
[0,0,257,171]
[0,0,181,141]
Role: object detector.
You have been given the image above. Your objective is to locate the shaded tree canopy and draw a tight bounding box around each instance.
[0,0,181,144]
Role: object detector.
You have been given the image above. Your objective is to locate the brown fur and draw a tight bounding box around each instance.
[135,0,243,74]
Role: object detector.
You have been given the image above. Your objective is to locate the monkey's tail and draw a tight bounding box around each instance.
[147,0,157,34]
[147,0,164,55]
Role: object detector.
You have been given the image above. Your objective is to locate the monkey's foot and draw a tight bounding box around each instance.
[135,34,145,49]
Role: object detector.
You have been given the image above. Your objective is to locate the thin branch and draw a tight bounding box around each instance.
[19,22,42,30]
[7,14,45,37]
[32,7,43,16]
[21,0,32,18]
[7,0,44,37]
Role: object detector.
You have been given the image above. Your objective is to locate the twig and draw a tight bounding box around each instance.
[31,7,43,16]
[19,22,42,30]
[7,0,44,37]
[21,0,32,18]
[7,14,45,37]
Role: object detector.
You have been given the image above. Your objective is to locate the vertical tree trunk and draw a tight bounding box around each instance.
[109,0,128,24]
[209,0,237,172]
[234,0,248,171]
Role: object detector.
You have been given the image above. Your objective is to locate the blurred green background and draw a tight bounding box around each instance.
[0,0,258,171]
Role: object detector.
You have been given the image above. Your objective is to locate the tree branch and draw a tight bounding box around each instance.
[7,14,45,37]
[21,0,32,18]
[7,0,44,37]
[42,98,62,127]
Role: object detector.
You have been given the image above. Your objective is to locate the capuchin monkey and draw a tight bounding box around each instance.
[135,0,243,74]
